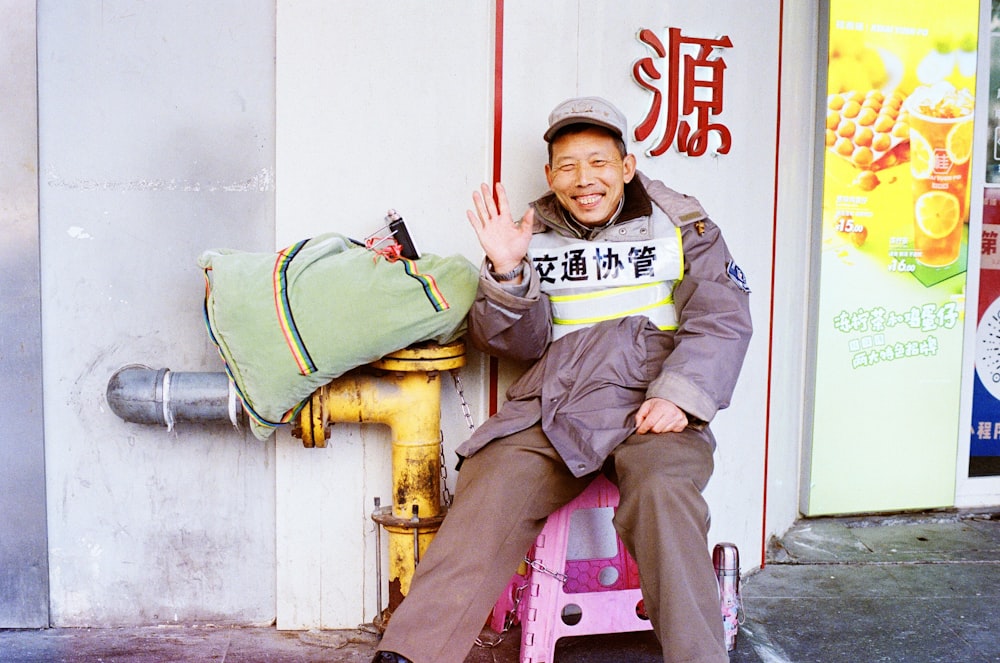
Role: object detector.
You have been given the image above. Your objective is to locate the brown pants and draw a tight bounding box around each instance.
[377,424,728,663]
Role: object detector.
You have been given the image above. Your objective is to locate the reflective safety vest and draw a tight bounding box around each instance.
[527,206,685,341]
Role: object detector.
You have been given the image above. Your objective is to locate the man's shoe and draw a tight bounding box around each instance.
[371,652,412,663]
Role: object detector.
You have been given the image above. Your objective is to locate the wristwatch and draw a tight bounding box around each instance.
[489,264,523,282]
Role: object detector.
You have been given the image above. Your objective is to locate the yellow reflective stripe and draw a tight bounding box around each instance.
[549,281,664,303]
[552,295,674,326]
[552,318,678,334]
[552,320,678,335]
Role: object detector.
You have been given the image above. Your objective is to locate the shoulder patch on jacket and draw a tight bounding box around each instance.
[727,260,751,293]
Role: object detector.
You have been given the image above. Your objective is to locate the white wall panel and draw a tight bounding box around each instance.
[769,1,821,545]
[38,0,277,626]
[275,0,494,628]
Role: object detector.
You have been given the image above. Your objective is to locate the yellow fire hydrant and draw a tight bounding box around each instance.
[292,340,466,626]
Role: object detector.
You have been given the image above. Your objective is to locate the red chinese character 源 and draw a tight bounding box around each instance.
[633,27,734,157]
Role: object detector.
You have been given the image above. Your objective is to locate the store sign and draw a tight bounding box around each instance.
[632,27,733,158]
[806,0,980,515]
[970,160,1000,475]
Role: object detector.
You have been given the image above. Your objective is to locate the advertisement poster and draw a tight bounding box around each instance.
[971,191,1000,477]
[806,0,980,515]
[970,4,1000,480]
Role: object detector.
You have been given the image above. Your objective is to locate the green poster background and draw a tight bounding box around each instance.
[807,0,979,515]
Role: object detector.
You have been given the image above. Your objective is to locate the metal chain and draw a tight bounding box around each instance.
[474,577,528,648]
[474,554,568,649]
[438,369,474,509]
[438,433,453,508]
[450,369,477,432]
[523,556,569,585]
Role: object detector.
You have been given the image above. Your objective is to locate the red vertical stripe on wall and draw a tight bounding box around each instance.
[761,0,785,567]
[488,0,504,416]
[492,0,504,186]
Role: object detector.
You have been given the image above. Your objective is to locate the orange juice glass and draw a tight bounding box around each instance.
[904,84,974,268]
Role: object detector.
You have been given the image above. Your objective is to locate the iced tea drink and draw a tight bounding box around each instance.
[904,83,974,268]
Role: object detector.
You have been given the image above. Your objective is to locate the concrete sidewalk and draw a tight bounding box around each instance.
[1,510,997,662]
[739,510,1000,663]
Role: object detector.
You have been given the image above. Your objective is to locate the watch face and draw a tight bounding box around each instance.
[976,295,1000,400]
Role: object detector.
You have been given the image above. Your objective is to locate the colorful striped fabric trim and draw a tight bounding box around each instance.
[236,370,304,429]
[217,352,303,430]
[399,257,450,312]
[202,269,219,346]
[273,240,318,376]
[203,267,301,431]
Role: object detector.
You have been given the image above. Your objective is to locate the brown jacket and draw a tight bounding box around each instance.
[456,172,753,477]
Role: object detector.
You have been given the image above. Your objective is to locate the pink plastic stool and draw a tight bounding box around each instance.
[489,474,740,663]
[491,474,649,663]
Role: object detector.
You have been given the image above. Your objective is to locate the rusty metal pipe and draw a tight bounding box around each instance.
[293,340,465,624]
[308,369,445,517]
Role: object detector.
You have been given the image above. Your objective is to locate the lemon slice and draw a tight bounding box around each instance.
[915,191,960,239]
[909,128,933,179]
[946,120,973,165]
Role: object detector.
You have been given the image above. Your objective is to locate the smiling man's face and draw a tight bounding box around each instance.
[545,126,637,227]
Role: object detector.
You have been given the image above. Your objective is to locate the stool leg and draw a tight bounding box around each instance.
[519,493,575,663]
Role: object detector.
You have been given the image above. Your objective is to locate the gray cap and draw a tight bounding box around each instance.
[543,96,627,142]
